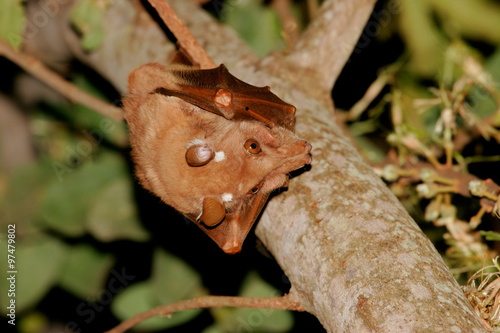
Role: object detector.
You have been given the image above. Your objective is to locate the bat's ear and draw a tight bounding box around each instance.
[185,143,215,166]
[199,197,226,227]
[128,63,170,95]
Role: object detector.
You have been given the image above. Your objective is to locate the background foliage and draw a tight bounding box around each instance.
[1,0,500,331]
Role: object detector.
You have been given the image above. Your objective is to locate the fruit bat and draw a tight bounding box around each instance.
[123,62,311,254]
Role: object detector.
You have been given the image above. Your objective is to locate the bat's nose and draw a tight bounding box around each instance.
[222,240,242,254]
[298,140,312,154]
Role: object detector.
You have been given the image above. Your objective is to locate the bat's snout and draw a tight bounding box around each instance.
[222,240,242,254]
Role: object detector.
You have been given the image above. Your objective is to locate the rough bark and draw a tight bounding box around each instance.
[26,0,485,331]
[256,82,485,332]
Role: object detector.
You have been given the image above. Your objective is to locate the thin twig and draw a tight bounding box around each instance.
[285,0,376,94]
[272,0,300,48]
[146,0,216,69]
[105,294,303,333]
[0,38,123,121]
[307,0,319,19]
[345,72,390,121]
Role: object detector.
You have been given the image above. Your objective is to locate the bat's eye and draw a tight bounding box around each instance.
[248,183,261,194]
[244,139,261,154]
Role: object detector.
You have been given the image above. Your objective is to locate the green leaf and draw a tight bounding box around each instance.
[0,0,25,49]
[207,271,293,332]
[112,249,204,331]
[480,230,500,241]
[87,177,149,242]
[0,160,55,232]
[58,244,115,299]
[150,249,205,303]
[70,0,107,51]
[469,48,500,120]
[0,236,67,313]
[431,0,500,44]
[202,325,224,333]
[399,0,447,77]
[19,312,49,333]
[221,0,284,57]
[112,282,183,331]
[353,135,386,164]
[40,152,128,237]
[484,47,500,87]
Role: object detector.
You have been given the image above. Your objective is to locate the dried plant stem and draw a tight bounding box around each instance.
[146,0,216,69]
[345,72,391,121]
[378,160,496,197]
[0,38,123,121]
[272,0,300,47]
[104,294,303,333]
[307,0,319,19]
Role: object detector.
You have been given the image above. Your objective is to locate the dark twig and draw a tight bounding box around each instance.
[0,38,123,121]
[104,294,303,333]
[272,0,300,48]
[146,0,216,69]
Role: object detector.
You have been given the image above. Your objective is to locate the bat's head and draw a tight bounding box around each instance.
[180,115,311,253]
[188,119,311,203]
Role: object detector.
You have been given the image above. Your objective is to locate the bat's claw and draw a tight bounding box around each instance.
[305,141,312,153]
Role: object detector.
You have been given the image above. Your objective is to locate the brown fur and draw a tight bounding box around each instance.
[123,63,311,221]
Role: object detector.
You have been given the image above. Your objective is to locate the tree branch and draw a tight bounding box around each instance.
[254,1,485,331]
[105,294,303,333]
[285,0,377,95]
[146,0,216,68]
[0,38,123,121]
